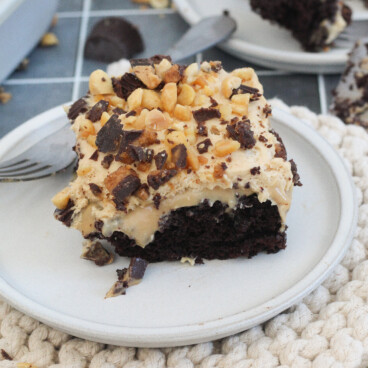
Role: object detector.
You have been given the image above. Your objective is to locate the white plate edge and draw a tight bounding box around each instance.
[0,105,357,347]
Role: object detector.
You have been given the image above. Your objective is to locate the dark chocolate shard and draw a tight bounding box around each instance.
[250,166,261,175]
[209,97,218,108]
[197,124,208,137]
[112,174,141,203]
[113,73,146,100]
[87,100,109,122]
[226,120,256,149]
[84,17,144,63]
[90,150,99,161]
[101,154,114,169]
[147,169,178,190]
[113,107,126,115]
[210,61,222,73]
[154,150,168,170]
[197,138,212,154]
[116,129,144,159]
[171,144,187,169]
[130,58,153,67]
[96,114,122,153]
[54,200,75,227]
[95,220,104,232]
[150,54,172,64]
[263,104,272,117]
[89,183,102,196]
[289,159,302,186]
[193,108,221,123]
[81,241,114,266]
[270,129,287,160]
[68,98,88,120]
[1,349,12,361]
[128,145,153,163]
[105,257,148,298]
[153,193,161,209]
[231,84,262,100]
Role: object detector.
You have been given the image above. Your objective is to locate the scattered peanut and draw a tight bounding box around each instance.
[142,89,161,110]
[100,111,111,126]
[145,109,170,130]
[161,83,177,112]
[155,58,172,79]
[173,104,192,121]
[149,0,169,8]
[40,32,59,47]
[221,75,241,99]
[127,88,143,110]
[77,166,92,176]
[198,156,208,165]
[232,67,254,81]
[79,118,95,138]
[213,139,240,157]
[87,134,97,149]
[231,93,250,115]
[186,146,200,171]
[219,104,232,120]
[134,65,162,89]
[184,63,199,83]
[52,187,71,209]
[177,84,195,105]
[89,70,114,95]
[135,109,149,129]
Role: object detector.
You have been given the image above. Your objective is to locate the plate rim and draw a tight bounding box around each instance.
[173,0,350,69]
[0,104,357,347]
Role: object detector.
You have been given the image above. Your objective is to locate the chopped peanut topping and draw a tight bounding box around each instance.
[145,109,170,131]
[127,88,143,110]
[177,84,195,106]
[161,83,177,112]
[89,70,114,95]
[79,118,95,138]
[100,111,110,126]
[142,89,161,110]
[221,76,241,99]
[52,188,71,209]
[173,104,192,121]
[213,140,241,157]
[133,65,162,89]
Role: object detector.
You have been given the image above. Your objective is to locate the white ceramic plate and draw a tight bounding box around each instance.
[173,0,367,74]
[0,105,357,347]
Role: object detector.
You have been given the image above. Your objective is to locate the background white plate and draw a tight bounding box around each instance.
[173,0,366,74]
[0,105,357,347]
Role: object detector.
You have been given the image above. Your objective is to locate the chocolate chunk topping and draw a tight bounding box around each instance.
[96,114,122,153]
[193,108,221,123]
[130,58,153,67]
[209,97,218,107]
[113,199,127,211]
[210,61,222,73]
[147,169,177,190]
[197,124,208,136]
[250,166,261,175]
[112,174,141,202]
[197,138,212,154]
[150,54,172,64]
[81,241,113,266]
[113,107,126,115]
[136,183,149,200]
[125,110,137,117]
[89,183,102,195]
[128,145,153,163]
[263,104,272,117]
[87,100,109,122]
[1,349,12,361]
[259,135,268,143]
[95,220,104,232]
[213,163,226,179]
[226,120,256,149]
[54,200,74,227]
[231,85,262,100]
[171,144,187,169]
[68,98,88,120]
[84,17,144,63]
[116,129,143,158]
[164,64,184,84]
[233,182,239,189]
[101,154,114,169]
[289,159,302,186]
[114,73,146,100]
[270,129,287,160]
[154,150,168,169]
[153,193,161,209]
[90,150,99,161]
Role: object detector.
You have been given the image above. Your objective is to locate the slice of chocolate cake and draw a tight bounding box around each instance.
[250,0,352,52]
[331,39,368,128]
[52,56,301,263]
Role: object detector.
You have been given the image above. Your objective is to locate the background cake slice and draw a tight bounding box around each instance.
[250,0,352,51]
[53,56,301,263]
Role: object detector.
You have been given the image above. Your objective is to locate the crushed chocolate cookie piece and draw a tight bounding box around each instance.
[263,104,272,117]
[1,349,12,361]
[137,130,159,146]
[259,135,268,143]
[130,57,153,67]
[171,144,187,169]
[164,64,183,84]
[84,17,144,62]
[153,193,161,209]
[154,150,168,169]
[95,220,104,232]
[231,84,262,100]
[197,138,212,153]
[81,241,114,266]
[89,183,102,196]
[210,61,222,73]
[101,154,114,169]
[87,100,109,122]
[116,129,143,157]
[226,120,256,149]
[150,54,172,64]
[233,182,239,189]
[195,257,204,265]
[112,174,141,202]
[213,163,227,179]
[113,107,126,115]
[128,145,153,163]
[105,167,136,192]
[245,182,250,189]
[131,63,162,89]
[113,73,146,100]
[270,129,287,160]
[54,200,75,227]
[289,159,302,186]
[209,96,218,107]
[113,198,127,211]
[105,257,148,298]
[231,117,239,124]
[193,108,221,123]
[126,110,137,117]
[136,183,149,200]
[147,169,177,189]
[68,98,88,120]
[89,150,99,161]
[250,166,261,175]
[96,114,122,153]
[197,124,208,136]
[137,162,151,172]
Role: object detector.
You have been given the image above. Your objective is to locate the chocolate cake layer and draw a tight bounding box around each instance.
[250,0,351,51]
[104,195,286,262]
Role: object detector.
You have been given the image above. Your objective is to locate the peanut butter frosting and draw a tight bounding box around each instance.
[52,56,300,247]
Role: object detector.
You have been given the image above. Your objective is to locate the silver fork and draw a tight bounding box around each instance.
[334,20,368,49]
[0,14,236,182]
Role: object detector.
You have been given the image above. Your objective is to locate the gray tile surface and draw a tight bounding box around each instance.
[58,0,83,11]
[91,0,144,10]
[9,18,81,79]
[0,84,73,137]
[324,75,341,109]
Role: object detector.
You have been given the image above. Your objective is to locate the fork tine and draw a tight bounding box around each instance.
[0,158,29,170]
[0,164,51,178]
[0,162,39,174]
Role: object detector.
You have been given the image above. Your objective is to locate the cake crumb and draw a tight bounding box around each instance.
[0,87,12,104]
[40,32,59,47]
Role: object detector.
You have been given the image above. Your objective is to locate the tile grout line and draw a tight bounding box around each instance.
[57,8,176,19]
[318,74,328,115]
[72,0,91,101]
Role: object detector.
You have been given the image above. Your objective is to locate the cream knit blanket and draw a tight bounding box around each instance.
[1,100,367,368]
